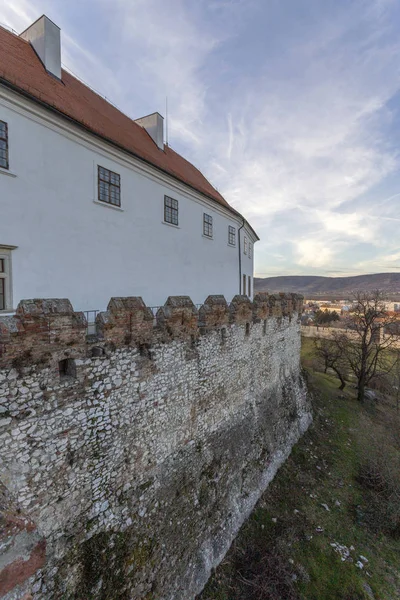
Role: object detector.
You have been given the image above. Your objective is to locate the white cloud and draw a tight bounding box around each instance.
[295,240,334,268]
[2,0,400,278]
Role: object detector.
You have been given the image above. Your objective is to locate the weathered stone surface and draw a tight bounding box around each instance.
[0,299,86,370]
[198,295,230,330]
[96,296,153,346]
[0,293,310,600]
[157,296,199,339]
[229,295,253,324]
[252,293,270,322]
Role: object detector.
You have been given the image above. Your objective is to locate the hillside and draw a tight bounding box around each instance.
[254,273,400,296]
[199,339,400,600]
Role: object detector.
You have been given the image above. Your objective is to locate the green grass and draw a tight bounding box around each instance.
[199,337,400,600]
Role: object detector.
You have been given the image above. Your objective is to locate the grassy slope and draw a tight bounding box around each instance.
[198,337,400,600]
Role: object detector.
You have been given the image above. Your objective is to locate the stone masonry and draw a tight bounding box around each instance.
[0,293,311,599]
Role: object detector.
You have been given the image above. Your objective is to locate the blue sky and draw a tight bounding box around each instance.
[2,0,400,278]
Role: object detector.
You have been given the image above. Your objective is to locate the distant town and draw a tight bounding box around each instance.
[301,298,400,325]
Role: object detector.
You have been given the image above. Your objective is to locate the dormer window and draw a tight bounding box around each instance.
[98,166,121,207]
[0,121,9,170]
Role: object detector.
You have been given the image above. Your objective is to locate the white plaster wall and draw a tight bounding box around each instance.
[0,93,256,311]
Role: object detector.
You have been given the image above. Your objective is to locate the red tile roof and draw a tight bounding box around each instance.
[0,24,247,222]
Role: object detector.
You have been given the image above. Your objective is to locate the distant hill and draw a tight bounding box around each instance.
[254,273,400,296]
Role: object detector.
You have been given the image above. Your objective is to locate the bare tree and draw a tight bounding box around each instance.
[336,290,398,402]
[393,350,400,412]
[313,336,347,390]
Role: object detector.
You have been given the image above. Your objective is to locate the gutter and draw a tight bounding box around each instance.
[238,217,245,294]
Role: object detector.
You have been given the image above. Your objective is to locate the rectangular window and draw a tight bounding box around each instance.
[0,250,12,311]
[0,121,9,170]
[228,225,236,246]
[248,275,251,297]
[243,274,247,296]
[203,213,213,238]
[0,276,4,311]
[98,165,121,207]
[249,243,252,259]
[244,236,248,254]
[164,195,179,225]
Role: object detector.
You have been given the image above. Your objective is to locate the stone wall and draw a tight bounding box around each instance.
[0,293,311,600]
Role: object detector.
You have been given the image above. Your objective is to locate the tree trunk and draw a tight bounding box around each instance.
[357,374,366,403]
[332,367,346,390]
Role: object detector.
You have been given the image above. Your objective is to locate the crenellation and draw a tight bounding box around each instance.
[0,291,309,600]
[0,299,86,370]
[229,295,253,324]
[252,292,270,322]
[0,294,304,370]
[96,297,154,347]
[198,295,230,331]
[268,293,283,318]
[156,296,199,340]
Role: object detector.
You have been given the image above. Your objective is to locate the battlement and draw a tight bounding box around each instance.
[0,293,303,368]
[0,290,309,600]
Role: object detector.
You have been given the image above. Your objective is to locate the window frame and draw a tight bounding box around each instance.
[203,213,213,238]
[249,243,252,259]
[164,195,179,226]
[248,275,252,297]
[244,236,248,255]
[0,248,13,311]
[0,120,9,170]
[228,225,236,246]
[97,165,121,207]
[242,274,247,296]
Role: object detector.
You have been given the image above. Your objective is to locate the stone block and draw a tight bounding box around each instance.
[252,293,270,322]
[157,296,198,339]
[292,293,304,314]
[268,294,283,318]
[96,297,153,346]
[198,295,229,330]
[0,299,86,368]
[229,295,253,324]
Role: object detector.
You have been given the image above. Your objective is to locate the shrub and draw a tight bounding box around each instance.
[357,427,400,538]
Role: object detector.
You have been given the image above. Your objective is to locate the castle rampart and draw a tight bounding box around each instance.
[0,293,311,600]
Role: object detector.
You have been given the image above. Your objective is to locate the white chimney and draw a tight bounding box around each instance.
[20,15,61,80]
[134,112,164,150]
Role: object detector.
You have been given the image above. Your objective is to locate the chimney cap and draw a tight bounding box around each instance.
[19,14,60,37]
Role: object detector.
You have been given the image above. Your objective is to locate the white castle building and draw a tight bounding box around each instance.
[0,15,258,313]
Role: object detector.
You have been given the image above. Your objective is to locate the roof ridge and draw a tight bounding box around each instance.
[0,22,20,37]
[0,22,259,239]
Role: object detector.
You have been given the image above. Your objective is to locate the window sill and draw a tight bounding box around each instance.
[93,200,124,212]
[228,243,236,248]
[162,221,180,229]
[0,309,16,316]
[0,167,16,178]
[202,234,213,240]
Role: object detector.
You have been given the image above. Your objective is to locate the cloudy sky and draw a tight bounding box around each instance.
[2,0,400,278]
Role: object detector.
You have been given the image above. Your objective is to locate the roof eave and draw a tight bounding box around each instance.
[0,76,259,237]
